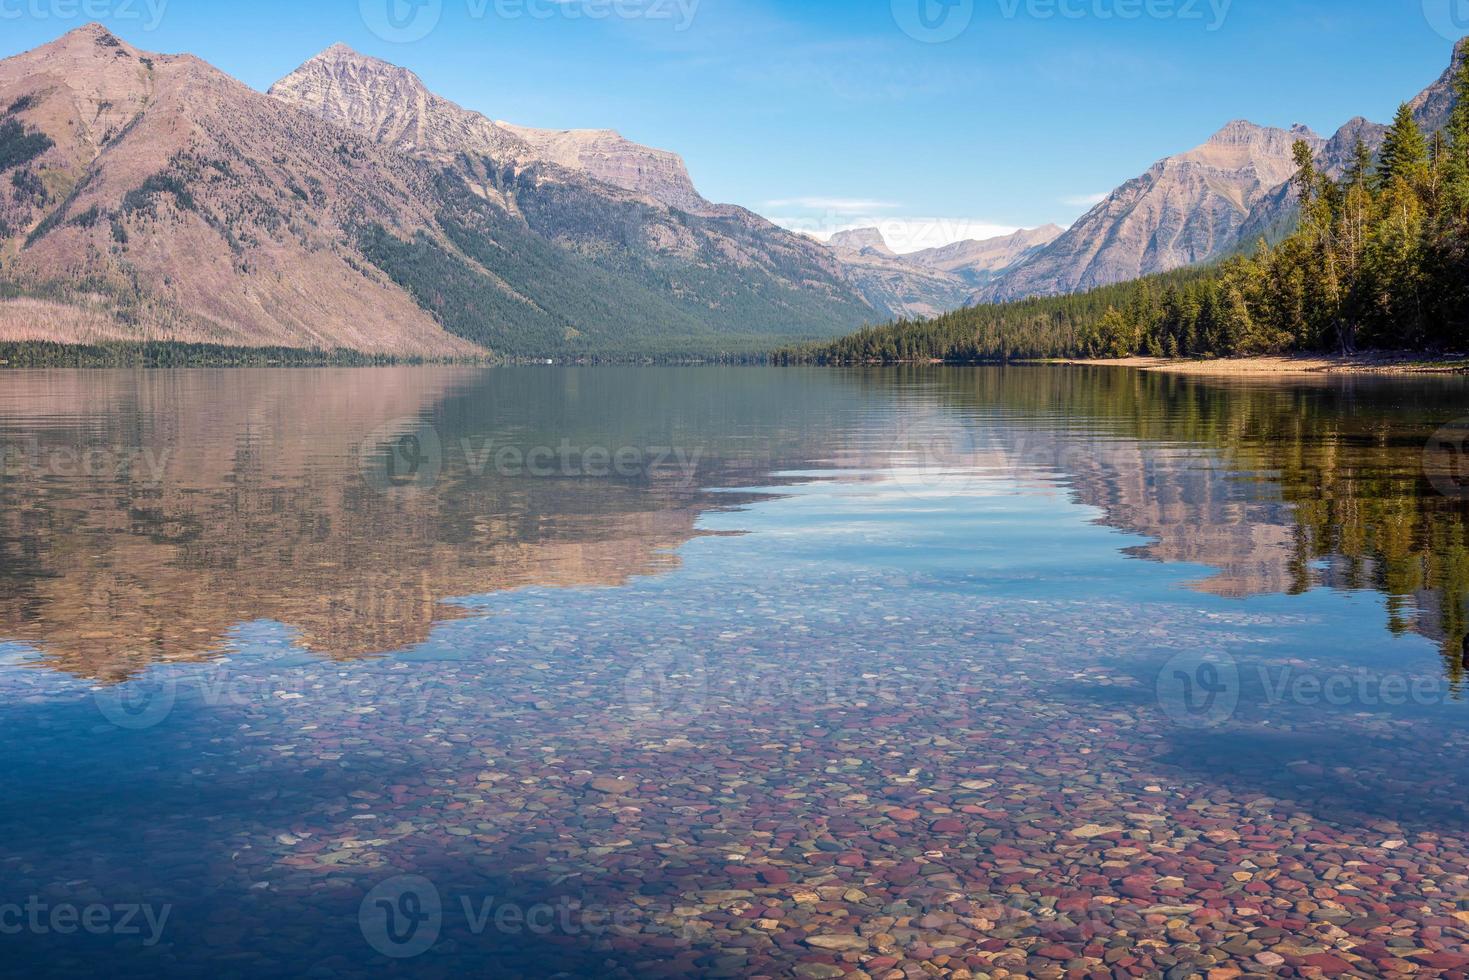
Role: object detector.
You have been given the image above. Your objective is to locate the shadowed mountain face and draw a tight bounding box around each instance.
[0,27,875,358]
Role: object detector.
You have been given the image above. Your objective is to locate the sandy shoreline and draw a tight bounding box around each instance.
[1052,353,1469,376]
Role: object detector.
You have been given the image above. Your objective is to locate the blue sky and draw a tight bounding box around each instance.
[1,0,1463,250]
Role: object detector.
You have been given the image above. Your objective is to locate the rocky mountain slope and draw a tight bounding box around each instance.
[982,38,1466,304]
[906,225,1063,286]
[0,26,874,357]
[825,230,970,320]
[496,121,714,215]
[0,25,482,356]
[982,120,1322,302]
[269,44,873,346]
[1411,37,1469,133]
[824,225,1063,320]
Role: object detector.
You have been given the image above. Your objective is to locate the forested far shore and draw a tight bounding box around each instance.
[778,61,1469,367]
[0,341,455,368]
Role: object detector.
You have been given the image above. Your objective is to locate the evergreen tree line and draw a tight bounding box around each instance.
[780,61,1469,365]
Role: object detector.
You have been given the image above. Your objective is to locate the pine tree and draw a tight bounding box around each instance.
[1377,103,1429,191]
[1443,51,1469,220]
[1346,138,1375,189]
[1292,140,1319,202]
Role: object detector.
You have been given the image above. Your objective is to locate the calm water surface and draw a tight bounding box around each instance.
[1,366,1468,978]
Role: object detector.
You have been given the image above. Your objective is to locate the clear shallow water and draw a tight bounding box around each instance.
[1,365,1468,978]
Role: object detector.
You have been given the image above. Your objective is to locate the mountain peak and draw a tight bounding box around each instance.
[70,22,117,40]
[1207,119,1266,141]
[298,42,425,85]
[314,43,394,68]
[45,22,137,56]
[1203,119,1319,146]
[829,228,894,255]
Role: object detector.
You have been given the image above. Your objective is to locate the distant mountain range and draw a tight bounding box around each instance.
[822,224,1062,319]
[0,26,1462,357]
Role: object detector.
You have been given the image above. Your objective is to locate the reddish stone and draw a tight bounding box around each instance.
[1414,953,1469,970]
[1300,953,1354,972]
[1036,944,1077,960]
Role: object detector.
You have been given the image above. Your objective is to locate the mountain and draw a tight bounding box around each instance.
[0,27,874,358]
[1234,115,1388,248]
[982,37,1465,304]
[822,224,1064,320]
[495,121,714,215]
[906,225,1063,286]
[824,229,969,320]
[1411,37,1469,133]
[0,25,479,357]
[982,120,1320,302]
[269,44,873,351]
[829,228,897,255]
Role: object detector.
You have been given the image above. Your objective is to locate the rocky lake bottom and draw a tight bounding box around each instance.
[1,365,1468,979]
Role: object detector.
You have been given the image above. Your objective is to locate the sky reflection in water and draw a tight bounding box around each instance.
[1,365,1467,978]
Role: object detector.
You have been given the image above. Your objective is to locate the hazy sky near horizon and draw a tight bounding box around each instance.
[1,0,1462,250]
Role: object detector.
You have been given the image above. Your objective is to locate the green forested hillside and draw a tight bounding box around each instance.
[781,63,1469,365]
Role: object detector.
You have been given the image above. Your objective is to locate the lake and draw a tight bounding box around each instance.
[2,365,1468,978]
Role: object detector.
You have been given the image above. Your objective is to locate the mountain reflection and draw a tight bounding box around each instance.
[1,365,1466,687]
[891,367,1469,683]
[0,368,849,681]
